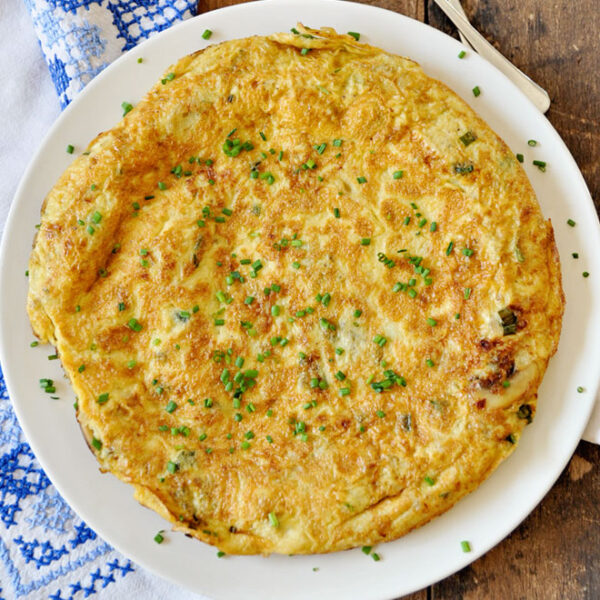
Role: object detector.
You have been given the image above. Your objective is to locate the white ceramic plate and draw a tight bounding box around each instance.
[1,1,599,598]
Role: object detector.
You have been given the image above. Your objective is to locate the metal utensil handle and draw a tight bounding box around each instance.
[445,0,470,47]
[433,0,551,112]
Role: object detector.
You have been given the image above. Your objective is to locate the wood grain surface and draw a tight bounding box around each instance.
[197,1,600,597]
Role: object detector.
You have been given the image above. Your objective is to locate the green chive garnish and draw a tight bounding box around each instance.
[202,29,212,40]
[347,31,360,41]
[66,144,74,154]
[461,540,471,553]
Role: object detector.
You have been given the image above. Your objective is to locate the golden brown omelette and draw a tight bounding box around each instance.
[27,26,564,555]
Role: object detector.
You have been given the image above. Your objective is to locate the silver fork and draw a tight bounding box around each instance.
[435,0,551,113]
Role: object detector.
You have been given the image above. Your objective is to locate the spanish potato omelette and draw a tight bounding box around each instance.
[26,26,564,555]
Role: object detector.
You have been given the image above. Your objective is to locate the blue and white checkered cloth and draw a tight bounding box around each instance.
[0,2,208,598]
[24,0,197,108]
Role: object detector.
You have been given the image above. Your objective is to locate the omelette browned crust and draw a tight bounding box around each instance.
[27,26,564,555]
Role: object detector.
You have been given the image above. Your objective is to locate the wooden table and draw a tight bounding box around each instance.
[199,1,600,597]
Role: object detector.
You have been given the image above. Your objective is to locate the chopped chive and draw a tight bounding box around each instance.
[567,219,576,227]
[66,144,74,154]
[430,222,437,232]
[357,176,367,184]
[427,318,437,327]
[464,287,471,299]
[393,170,404,179]
[300,47,310,56]
[516,153,524,163]
[347,31,360,41]
[214,318,225,326]
[121,101,133,116]
[339,387,351,396]
[424,475,435,486]
[462,248,474,257]
[268,512,279,528]
[333,207,340,218]
[461,540,471,553]
[472,86,481,97]
[533,160,547,172]
[459,131,477,147]
[583,271,590,278]
[202,29,212,40]
[458,50,466,59]
[127,318,142,332]
[271,305,281,317]
[577,386,584,393]
[157,181,167,191]
[360,238,371,246]
[528,139,538,147]
[97,392,109,404]
[376,410,386,418]
[445,241,454,255]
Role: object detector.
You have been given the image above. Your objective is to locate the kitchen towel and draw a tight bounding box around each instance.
[0,3,208,599]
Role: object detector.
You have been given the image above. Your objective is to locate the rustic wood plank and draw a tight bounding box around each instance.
[349,0,425,21]
[430,441,600,599]
[428,0,600,210]
[197,0,254,13]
